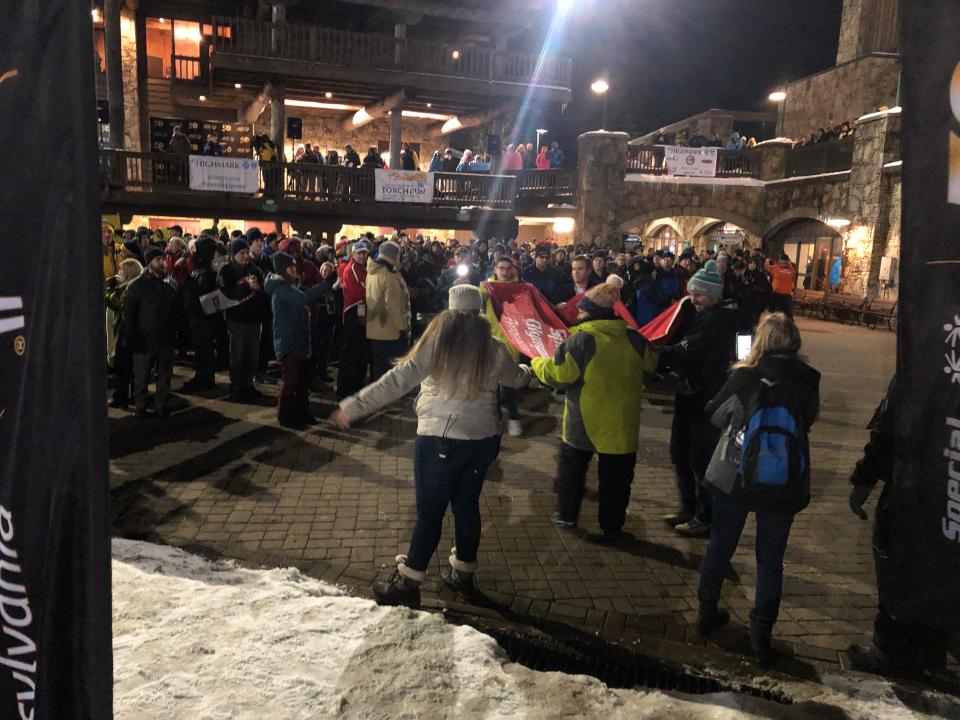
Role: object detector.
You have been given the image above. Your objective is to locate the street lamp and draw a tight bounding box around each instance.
[768,91,787,102]
[591,79,610,129]
[535,128,548,152]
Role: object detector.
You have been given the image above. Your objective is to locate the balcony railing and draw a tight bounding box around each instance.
[625,145,761,178]
[784,138,855,178]
[209,16,572,89]
[513,168,576,198]
[98,150,517,210]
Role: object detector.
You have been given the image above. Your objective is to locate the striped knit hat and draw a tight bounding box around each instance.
[686,260,723,300]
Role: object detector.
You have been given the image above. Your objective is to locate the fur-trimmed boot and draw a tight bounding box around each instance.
[372,555,423,608]
[439,547,477,593]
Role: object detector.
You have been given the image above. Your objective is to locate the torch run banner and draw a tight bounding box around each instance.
[0,1,113,718]
[890,1,960,627]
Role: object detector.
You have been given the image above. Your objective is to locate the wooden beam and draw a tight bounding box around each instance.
[426,104,511,136]
[342,88,408,131]
[240,82,275,124]
[332,0,542,28]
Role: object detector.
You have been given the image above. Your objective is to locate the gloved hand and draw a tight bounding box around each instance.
[849,484,872,520]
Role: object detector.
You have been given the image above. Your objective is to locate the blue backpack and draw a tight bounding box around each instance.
[738,381,807,491]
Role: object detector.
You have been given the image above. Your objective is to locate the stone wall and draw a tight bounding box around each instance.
[577,131,629,247]
[836,0,865,64]
[779,55,899,138]
[120,10,141,151]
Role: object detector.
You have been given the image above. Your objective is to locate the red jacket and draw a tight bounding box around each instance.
[166,252,192,288]
[341,257,367,323]
[535,150,551,170]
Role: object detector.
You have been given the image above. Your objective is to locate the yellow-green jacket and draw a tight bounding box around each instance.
[532,319,658,454]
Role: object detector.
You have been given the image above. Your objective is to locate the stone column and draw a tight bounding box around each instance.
[121,10,141,151]
[757,142,791,180]
[845,110,896,298]
[103,0,124,147]
[389,108,403,169]
[577,131,629,248]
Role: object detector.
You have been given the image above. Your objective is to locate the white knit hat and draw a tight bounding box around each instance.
[448,284,482,312]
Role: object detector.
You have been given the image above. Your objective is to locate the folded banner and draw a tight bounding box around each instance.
[199,289,240,315]
[482,282,569,358]
[374,169,434,203]
[663,146,718,178]
[189,155,260,192]
[640,297,693,344]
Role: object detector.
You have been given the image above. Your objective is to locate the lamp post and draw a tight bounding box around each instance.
[768,90,786,136]
[535,128,547,153]
[591,78,609,129]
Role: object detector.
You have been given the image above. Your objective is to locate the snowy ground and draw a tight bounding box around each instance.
[112,539,951,719]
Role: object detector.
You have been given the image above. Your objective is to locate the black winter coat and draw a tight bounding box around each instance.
[659,300,742,407]
[185,264,219,320]
[123,271,177,352]
[217,259,265,324]
[704,352,820,513]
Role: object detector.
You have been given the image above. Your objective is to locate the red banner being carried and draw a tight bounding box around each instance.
[483,282,569,358]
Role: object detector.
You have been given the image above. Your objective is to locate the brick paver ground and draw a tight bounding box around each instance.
[109,317,898,677]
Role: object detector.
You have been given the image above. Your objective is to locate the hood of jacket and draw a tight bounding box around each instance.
[264,273,293,296]
[755,352,820,386]
[366,256,396,276]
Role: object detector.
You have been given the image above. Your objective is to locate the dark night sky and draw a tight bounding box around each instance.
[532,0,844,151]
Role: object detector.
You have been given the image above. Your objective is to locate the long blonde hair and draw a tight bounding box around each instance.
[734,312,801,370]
[400,309,498,398]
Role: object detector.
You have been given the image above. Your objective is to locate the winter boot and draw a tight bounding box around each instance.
[662,510,693,528]
[440,548,477,593]
[749,615,775,667]
[696,602,730,637]
[372,555,423,608]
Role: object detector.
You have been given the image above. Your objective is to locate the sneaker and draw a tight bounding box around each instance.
[507,419,523,437]
[440,565,476,594]
[550,514,577,528]
[675,518,711,538]
[372,570,421,608]
[662,510,693,528]
[592,530,621,546]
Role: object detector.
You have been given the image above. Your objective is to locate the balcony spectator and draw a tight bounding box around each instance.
[343,144,361,168]
[400,142,419,171]
[440,148,458,172]
[201,134,222,157]
[469,153,492,173]
[428,151,444,172]
[548,141,565,168]
[362,146,385,169]
[745,137,758,148]
[499,143,523,173]
[725,133,744,151]
[326,148,340,166]
[523,142,536,169]
[535,145,550,169]
[168,124,191,184]
[456,149,474,172]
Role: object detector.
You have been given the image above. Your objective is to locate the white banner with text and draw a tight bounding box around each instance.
[663,146,718,178]
[189,155,261,193]
[374,169,434,203]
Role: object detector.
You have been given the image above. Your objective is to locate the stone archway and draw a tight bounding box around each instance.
[642,217,681,237]
[762,207,829,240]
[620,206,765,238]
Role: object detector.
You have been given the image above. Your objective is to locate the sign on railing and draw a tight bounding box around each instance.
[189,156,260,192]
[374,169,434,204]
[664,146,719,178]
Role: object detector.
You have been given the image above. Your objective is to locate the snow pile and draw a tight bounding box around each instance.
[112,540,947,719]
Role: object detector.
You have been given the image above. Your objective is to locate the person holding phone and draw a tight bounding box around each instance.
[217,239,265,402]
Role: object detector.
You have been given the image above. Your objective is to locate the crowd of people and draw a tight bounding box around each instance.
[651,129,760,150]
[789,118,856,148]
[102,222,952,676]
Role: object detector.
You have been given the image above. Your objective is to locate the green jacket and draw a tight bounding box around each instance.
[532,319,658,454]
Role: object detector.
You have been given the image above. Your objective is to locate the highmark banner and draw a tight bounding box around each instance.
[663,146,718,178]
[189,155,260,193]
[374,169,434,203]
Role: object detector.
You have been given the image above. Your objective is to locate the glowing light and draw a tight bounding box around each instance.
[325,91,333,98]
[286,99,362,111]
[174,24,203,43]
[158,17,166,24]
[234,83,242,89]
[456,264,469,277]
[350,107,373,125]
[451,50,460,60]
[826,217,851,228]
[591,79,609,94]
[91,8,102,23]
[769,91,787,102]
[552,217,575,234]
[426,102,432,108]
[402,110,450,120]
[441,117,463,134]
[198,95,207,102]
[537,128,548,133]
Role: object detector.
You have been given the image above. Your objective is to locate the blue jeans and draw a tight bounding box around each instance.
[697,491,795,622]
[405,434,502,572]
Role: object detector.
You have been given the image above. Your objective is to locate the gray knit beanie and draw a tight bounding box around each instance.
[686,260,723,300]
[447,284,482,312]
[378,240,401,265]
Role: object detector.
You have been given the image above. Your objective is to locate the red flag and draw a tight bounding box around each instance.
[640,296,693,345]
[482,282,569,358]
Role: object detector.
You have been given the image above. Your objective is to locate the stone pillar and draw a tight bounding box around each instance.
[389,108,403,169]
[104,0,124,147]
[121,10,141,150]
[845,110,896,297]
[577,131,629,249]
[757,142,791,180]
[270,84,285,158]
[836,0,865,64]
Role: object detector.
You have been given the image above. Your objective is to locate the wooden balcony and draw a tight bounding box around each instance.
[207,16,572,102]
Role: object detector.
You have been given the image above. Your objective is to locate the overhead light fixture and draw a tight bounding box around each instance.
[286,99,362,112]
[591,79,609,94]
[768,91,787,102]
[826,217,851,228]
[402,110,450,121]
[350,107,373,125]
[451,49,460,60]
[234,83,242,89]
[426,103,432,108]
[537,128,548,134]
[198,95,207,102]
[158,17,166,24]
[91,8,102,22]
[325,91,333,98]
[552,217,575,234]
[441,117,463,134]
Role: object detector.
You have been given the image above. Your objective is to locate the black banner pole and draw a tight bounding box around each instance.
[0,2,113,718]
[889,1,960,628]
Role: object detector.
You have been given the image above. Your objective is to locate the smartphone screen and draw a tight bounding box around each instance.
[736,333,752,361]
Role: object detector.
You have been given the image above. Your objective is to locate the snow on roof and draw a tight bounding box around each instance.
[112,539,955,720]
[754,137,796,147]
[625,173,766,188]
[856,106,902,124]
